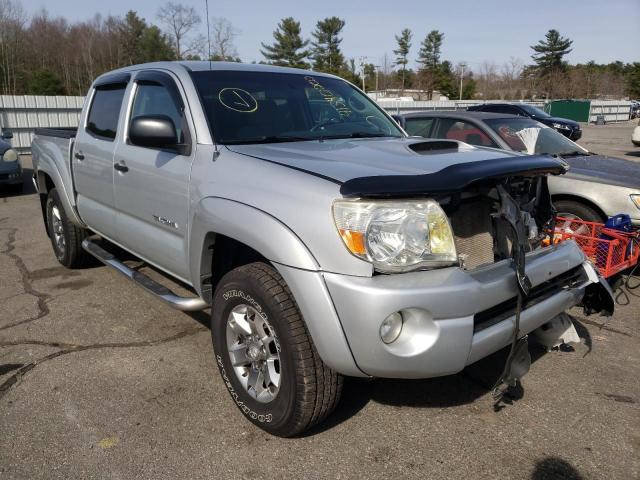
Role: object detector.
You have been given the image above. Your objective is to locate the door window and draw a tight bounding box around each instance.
[433,119,497,147]
[130,82,185,143]
[86,85,127,140]
[404,117,435,137]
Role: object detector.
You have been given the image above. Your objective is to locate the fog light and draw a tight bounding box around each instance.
[380,312,403,344]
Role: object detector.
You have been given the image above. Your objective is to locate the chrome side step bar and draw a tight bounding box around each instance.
[82,236,208,311]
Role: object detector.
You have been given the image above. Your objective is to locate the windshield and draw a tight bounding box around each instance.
[190,70,404,144]
[519,104,550,118]
[485,117,588,156]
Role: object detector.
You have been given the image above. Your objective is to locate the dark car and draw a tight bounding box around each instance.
[0,130,22,192]
[394,111,640,224]
[467,103,582,141]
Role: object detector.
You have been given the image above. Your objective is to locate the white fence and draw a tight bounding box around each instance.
[0,95,85,153]
[0,95,633,154]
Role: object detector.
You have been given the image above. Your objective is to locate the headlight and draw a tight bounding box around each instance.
[333,199,457,273]
[631,194,640,210]
[552,123,570,130]
[2,149,18,162]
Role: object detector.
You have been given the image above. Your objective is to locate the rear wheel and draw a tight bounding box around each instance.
[45,188,91,268]
[211,262,343,437]
[554,200,604,224]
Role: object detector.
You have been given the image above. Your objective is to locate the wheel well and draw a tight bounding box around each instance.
[551,194,607,222]
[200,233,268,303]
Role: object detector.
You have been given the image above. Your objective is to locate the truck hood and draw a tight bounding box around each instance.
[561,154,640,190]
[227,137,556,184]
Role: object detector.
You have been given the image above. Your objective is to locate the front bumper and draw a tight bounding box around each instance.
[323,240,601,378]
[569,129,582,141]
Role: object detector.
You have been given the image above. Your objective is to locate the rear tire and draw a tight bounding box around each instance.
[211,262,343,437]
[554,200,604,223]
[45,188,91,268]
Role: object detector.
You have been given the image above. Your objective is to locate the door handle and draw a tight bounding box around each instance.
[114,161,129,173]
[74,152,85,160]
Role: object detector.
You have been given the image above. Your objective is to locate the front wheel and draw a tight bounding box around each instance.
[211,262,343,437]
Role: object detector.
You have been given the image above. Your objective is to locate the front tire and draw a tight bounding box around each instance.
[554,200,604,224]
[45,188,91,268]
[211,262,343,437]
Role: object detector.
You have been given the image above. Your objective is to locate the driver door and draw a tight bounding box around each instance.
[112,70,194,281]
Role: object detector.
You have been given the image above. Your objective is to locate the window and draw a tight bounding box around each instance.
[404,117,435,137]
[190,70,403,144]
[484,117,586,155]
[86,85,127,140]
[130,82,185,143]
[433,119,497,147]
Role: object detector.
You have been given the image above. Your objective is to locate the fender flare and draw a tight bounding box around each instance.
[32,141,86,228]
[189,196,320,291]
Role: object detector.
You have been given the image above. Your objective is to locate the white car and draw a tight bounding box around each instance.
[633,120,640,146]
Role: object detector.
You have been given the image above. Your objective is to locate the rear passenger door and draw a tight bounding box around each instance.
[73,74,130,237]
[112,70,194,281]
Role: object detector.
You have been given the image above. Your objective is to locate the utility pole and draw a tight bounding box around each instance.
[459,62,467,101]
[359,56,367,92]
[374,65,380,92]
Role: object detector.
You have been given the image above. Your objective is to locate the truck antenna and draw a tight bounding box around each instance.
[205,0,212,70]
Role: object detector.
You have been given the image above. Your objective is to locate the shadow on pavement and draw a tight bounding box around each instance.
[305,340,555,436]
[530,456,584,480]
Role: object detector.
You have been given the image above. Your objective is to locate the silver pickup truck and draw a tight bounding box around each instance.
[31,61,614,437]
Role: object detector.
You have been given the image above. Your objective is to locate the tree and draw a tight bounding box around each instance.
[157,2,201,59]
[118,11,147,65]
[531,29,573,73]
[209,17,239,61]
[393,28,411,90]
[417,30,444,70]
[626,62,640,98]
[140,25,174,61]
[310,16,345,75]
[28,68,64,94]
[260,17,309,69]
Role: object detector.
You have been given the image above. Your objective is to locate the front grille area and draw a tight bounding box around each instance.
[450,199,495,270]
[473,265,587,333]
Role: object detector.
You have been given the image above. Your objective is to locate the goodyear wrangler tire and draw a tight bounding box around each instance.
[211,262,343,437]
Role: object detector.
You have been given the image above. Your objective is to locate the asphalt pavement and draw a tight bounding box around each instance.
[0,156,638,480]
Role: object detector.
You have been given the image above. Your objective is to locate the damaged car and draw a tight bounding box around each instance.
[31,62,614,437]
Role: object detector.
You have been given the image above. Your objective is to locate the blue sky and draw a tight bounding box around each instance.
[20,0,639,71]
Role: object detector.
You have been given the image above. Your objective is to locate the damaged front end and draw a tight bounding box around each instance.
[340,154,615,403]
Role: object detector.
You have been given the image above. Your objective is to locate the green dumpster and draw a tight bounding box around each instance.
[544,100,591,122]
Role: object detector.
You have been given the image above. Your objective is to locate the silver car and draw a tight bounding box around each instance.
[395,111,640,224]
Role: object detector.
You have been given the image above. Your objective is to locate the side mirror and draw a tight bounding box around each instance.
[129,115,178,150]
[1,130,13,140]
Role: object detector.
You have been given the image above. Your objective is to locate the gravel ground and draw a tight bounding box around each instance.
[578,120,640,162]
[0,157,638,480]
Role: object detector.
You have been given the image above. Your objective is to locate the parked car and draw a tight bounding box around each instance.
[395,111,640,224]
[467,103,582,141]
[633,119,640,146]
[630,101,640,120]
[0,130,22,192]
[31,62,613,436]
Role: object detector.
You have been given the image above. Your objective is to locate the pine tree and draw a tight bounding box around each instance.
[531,29,573,73]
[393,28,412,90]
[260,17,309,69]
[310,17,346,75]
[417,30,444,70]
